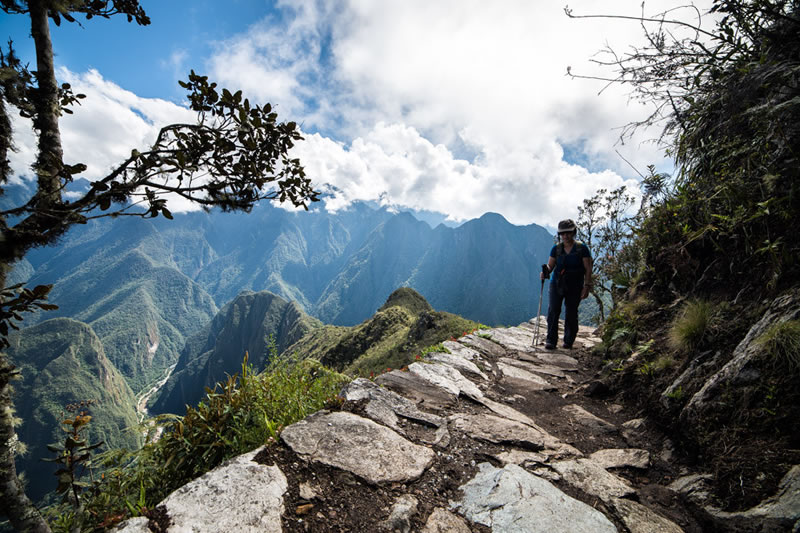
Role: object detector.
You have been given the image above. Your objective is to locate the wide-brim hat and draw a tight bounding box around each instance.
[557,219,577,233]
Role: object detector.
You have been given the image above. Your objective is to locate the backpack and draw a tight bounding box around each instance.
[556,241,583,259]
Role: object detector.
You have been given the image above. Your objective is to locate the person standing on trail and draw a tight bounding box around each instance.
[540,219,593,349]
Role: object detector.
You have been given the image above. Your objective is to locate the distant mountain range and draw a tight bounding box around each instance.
[13,189,557,392]
[5,182,573,501]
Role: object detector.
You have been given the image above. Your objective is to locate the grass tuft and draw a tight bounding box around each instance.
[757,319,800,372]
[669,299,713,351]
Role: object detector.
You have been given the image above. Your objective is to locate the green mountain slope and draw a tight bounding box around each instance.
[289,287,481,375]
[6,318,140,502]
[26,225,218,392]
[151,291,321,414]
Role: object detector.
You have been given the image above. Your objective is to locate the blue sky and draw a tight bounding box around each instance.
[1,1,711,227]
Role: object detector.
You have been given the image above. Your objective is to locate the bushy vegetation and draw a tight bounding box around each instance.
[46,353,347,532]
[757,319,800,372]
[569,0,800,510]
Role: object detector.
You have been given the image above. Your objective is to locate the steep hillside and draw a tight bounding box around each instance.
[289,287,481,375]
[584,3,800,514]
[192,202,393,308]
[25,218,218,392]
[6,318,140,501]
[314,213,434,325]
[314,211,556,326]
[151,291,321,414]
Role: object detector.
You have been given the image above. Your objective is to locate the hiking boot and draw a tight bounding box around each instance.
[544,343,556,350]
[562,343,572,349]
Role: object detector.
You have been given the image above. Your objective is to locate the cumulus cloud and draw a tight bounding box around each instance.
[10,68,195,183]
[204,0,711,226]
[293,123,639,226]
[7,1,711,226]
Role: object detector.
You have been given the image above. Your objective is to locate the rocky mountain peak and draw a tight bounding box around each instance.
[378,287,433,315]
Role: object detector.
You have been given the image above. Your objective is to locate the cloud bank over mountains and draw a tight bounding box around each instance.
[7,1,713,226]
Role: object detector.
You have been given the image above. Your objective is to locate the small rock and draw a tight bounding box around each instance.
[379,495,418,533]
[296,503,314,516]
[493,449,548,466]
[298,482,318,501]
[609,404,624,414]
[449,412,549,450]
[621,417,649,445]
[611,497,685,533]
[420,508,471,533]
[461,334,509,358]
[114,517,149,533]
[426,352,488,380]
[590,448,651,470]
[441,340,482,361]
[563,404,617,434]
[668,474,715,507]
[551,458,636,502]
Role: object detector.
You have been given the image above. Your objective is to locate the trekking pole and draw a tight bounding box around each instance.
[532,264,549,347]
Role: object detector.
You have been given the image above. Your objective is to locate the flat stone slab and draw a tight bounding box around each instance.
[341,378,445,431]
[500,357,568,378]
[479,327,535,352]
[516,351,579,371]
[156,447,286,533]
[281,411,434,484]
[563,404,617,434]
[497,361,556,390]
[610,498,684,533]
[425,352,488,380]
[531,351,579,368]
[449,413,550,450]
[461,334,508,358]
[590,448,650,470]
[475,396,537,426]
[408,361,483,400]
[451,463,617,533]
[376,370,457,410]
[442,340,483,361]
[551,458,636,502]
[421,508,472,533]
[493,449,549,466]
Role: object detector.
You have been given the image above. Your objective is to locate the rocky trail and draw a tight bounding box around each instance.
[117,319,799,533]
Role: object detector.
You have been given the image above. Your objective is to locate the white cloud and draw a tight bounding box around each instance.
[7,1,712,227]
[10,68,195,184]
[294,123,639,226]
[203,0,711,226]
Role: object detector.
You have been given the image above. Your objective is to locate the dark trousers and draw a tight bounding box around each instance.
[546,279,582,347]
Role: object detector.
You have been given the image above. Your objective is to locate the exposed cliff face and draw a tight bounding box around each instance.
[150,291,321,414]
[6,318,140,501]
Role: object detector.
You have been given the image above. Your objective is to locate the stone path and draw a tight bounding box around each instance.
[116,318,799,532]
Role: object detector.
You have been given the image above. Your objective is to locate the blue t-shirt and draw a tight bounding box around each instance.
[549,242,592,284]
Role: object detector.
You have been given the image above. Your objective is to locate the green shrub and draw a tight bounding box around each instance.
[669,300,713,351]
[757,319,800,372]
[421,343,450,356]
[53,352,348,531]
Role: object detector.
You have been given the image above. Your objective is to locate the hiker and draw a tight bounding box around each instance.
[540,219,592,349]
